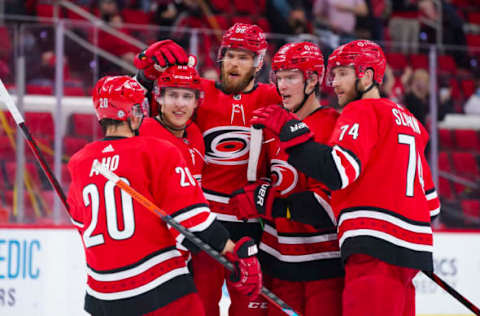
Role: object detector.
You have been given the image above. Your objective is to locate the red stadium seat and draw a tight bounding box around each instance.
[439,177,454,200]
[62,163,71,185]
[5,162,41,187]
[210,0,231,13]
[467,12,480,25]
[26,84,53,95]
[438,151,451,172]
[69,113,102,139]
[24,112,54,140]
[66,5,90,20]
[386,52,408,71]
[4,190,37,221]
[409,54,428,70]
[63,136,89,156]
[437,55,457,75]
[213,15,230,30]
[234,0,265,15]
[122,9,152,25]
[36,4,63,18]
[461,79,476,98]
[451,151,479,176]
[438,129,454,149]
[0,206,8,223]
[454,129,480,152]
[461,199,480,225]
[232,16,254,26]
[448,78,461,102]
[64,86,85,96]
[466,34,480,55]
[0,136,15,161]
[256,17,271,33]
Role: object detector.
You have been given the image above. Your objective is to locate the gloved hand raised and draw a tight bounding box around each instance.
[134,40,188,79]
[225,237,262,299]
[251,104,313,150]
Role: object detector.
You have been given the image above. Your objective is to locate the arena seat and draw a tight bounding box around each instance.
[438,55,457,75]
[63,136,89,156]
[461,78,476,98]
[454,129,480,152]
[439,129,454,149]
[386,52,408,71]
[122,9,152,25]
[410,54,429,70]
[69,113,101,139]
[461,199,480,226]
[24,112,54,140]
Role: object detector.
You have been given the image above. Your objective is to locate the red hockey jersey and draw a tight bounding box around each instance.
[66,136,219,315]
[195,79,281,223]
[259,107,343,281]
[326,98,440,271]
[139,117,205,184]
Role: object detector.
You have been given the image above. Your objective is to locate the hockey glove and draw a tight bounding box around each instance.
[225,237,262,300]
[134,40,188,79]
[230,180,278,221]
[251,104,313,150]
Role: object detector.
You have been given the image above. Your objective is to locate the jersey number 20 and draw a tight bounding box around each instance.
[82,177,135,248]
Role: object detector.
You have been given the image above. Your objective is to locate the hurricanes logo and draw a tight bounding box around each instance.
[270,159,298,195]
[203,126,251,165]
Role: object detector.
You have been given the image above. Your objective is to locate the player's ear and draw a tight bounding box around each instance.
[306,73,319,95]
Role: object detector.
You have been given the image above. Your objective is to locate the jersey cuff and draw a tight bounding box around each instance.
[184,219,230,253]
[287,140,343,190]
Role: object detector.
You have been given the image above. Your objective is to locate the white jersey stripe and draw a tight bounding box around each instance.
[338,210,432,234]
[87,249,183,282]
[334,145,360,181]
[212,212,259,223]
[172,207,211,224]
[426,190,438,200]
[313,192,337,226]
[430,207,440,217]
[331,148,349,189]
[86,266,189,300]
[263,224,337,244]
[204,192,230,204]
[339,229,433,253]
[259,243,341,262]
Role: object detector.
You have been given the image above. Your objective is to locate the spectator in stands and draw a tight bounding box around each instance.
[464,75,480,115]
[403,68,453,125]
[313,0,368,48]
[357,0,390,42]
[389,0,434,54]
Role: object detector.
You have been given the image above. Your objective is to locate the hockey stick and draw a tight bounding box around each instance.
[92,161,301,316]
[247,125,263,182]
[0,80,69,211]
[423,271,480,315]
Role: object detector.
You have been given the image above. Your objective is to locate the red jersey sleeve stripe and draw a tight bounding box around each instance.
[331,145,361,189]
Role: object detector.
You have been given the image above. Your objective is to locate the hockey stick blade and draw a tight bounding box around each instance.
[0,79,69,211]
[423,271,480,315]
[247,126,263,182]
[92,161,301,316]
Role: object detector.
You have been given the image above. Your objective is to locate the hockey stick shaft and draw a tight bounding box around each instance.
[247,126,263,182]
[423,271,480,315]
[0,80,69,211]
[92,161,300,316]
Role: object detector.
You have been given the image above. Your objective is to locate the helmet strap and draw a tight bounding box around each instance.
[354,78,376,101]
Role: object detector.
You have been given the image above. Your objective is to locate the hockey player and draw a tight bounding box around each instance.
[139,64,205,185]
[230,42,344,316]
[251,40,440,316]
[66,76,262,316]
[134,24,281,316]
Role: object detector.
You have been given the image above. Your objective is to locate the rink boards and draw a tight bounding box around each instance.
[0,227,478,316]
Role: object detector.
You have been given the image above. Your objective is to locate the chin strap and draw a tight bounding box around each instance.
[354,78,377,101]
[293,82,315,114]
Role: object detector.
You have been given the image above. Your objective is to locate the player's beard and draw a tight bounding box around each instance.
[220,66,255,95]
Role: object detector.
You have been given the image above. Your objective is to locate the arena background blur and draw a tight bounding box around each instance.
[0,0,479,315]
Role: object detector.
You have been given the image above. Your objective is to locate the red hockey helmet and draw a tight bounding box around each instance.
[326,39,386,86]
[217,23,267,68]
[153,65,204,105]
[93,76,146,121]
[271,41,325,84]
